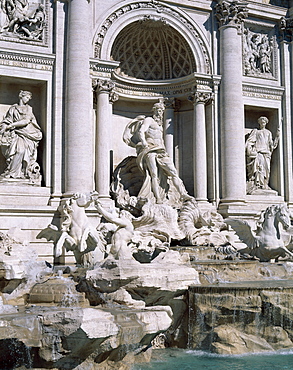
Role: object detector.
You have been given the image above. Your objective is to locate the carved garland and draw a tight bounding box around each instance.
[94,0,211,74]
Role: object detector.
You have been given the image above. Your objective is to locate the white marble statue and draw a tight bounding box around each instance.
[123,101,191,205]
[38,193,105,267]
[245,116,279,194]
[0,90,42,184]
[178,197,234,247]
[94,200,134,260]
[226,204,293,262]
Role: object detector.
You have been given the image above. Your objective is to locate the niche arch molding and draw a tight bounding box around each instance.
[93,0,212,76]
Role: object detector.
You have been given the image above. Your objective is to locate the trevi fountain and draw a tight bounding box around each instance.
[1,0,293,369]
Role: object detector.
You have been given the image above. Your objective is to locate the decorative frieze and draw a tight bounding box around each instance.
[94,0,211,74]
[243,28,276,78]
[0,50,54,71]
[215,0,248,31]
[0,0,49,46]
[111,73,213,99]
[243,84,284,100]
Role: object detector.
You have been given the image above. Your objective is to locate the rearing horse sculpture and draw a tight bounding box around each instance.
[226,204,293,262]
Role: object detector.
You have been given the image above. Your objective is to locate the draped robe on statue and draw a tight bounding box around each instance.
[245,128,275,189]
[123,115,184,204]
[0,103,42,179]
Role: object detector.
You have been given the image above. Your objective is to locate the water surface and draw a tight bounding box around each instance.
[133,348,293,370]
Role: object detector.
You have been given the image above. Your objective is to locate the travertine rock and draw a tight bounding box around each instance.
[212,325,274,354]
[188,281,293,354]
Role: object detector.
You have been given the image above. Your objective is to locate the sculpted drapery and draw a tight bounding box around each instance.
[0,90,42,183]
[245,116,279,193]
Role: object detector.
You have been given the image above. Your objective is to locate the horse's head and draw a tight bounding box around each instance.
[274,204,291,230]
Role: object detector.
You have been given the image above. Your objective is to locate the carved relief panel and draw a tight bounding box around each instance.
[243,26,276,79]
[0,0,48,45]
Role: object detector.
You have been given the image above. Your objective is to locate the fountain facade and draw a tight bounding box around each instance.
[0,0,293,369]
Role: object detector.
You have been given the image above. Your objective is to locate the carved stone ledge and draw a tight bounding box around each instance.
[215,0,248,32]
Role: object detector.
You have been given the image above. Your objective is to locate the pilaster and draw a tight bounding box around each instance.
[279,16,293,208]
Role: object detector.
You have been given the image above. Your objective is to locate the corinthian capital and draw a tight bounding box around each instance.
[92,79,115,94]
[188,92,213,105]
[215,0,248,29]
[279,17,293,42]
[109,91,119,104]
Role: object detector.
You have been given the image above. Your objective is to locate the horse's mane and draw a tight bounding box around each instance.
[256,205,281,232]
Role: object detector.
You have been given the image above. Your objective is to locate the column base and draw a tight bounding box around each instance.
[218,199,247,219]
[196,199,214,213]
[97,195,115,210]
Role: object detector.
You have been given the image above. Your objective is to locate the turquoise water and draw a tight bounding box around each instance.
[133,348,293,370]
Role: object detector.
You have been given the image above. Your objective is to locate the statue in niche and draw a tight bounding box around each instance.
[123,101,191,205]
[243,28,273,76]
[0,0,45,41]
[0,90,42,184]
[245,116,279,194]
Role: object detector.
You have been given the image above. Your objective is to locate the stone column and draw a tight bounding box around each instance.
[163,98,175,161]
[65,0,93,194]
[50,0,66,205]
[188,92,211,202]
[94,79,116,202]
[215,0,248,205]
[279,16,293,205]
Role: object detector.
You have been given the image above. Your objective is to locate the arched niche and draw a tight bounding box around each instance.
[93,0,212,75]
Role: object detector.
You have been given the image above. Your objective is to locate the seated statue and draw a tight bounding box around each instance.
[123,101,191,205]
[0,90,42,184]
[245,116,279,194]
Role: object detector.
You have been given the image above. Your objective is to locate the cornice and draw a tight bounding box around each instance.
[243,82,284,100]
[108,71,215,100]
[0,50,55,71]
